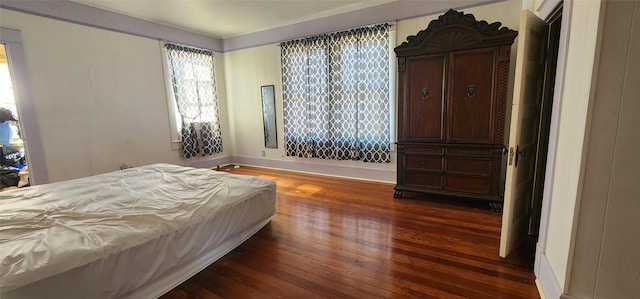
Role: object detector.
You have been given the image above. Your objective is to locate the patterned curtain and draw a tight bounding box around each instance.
[281,24,391,163]
[166,43,223,158]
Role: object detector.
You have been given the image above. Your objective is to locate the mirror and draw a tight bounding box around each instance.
[261,85,278,148]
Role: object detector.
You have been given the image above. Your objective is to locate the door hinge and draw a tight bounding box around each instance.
[515,145,527,167]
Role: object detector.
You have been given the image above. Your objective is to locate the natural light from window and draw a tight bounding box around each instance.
[0,44,22,145]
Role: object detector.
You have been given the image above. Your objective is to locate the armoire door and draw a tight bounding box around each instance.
[405,54,446,142]
[447,48,497,144]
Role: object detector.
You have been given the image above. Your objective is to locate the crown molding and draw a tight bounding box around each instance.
[0,0,223,51]
[1,0,505,53]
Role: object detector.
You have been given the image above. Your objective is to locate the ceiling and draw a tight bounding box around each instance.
[70,0,398,39]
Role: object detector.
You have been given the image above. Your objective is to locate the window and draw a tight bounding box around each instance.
[163,43,223,158]
[281,24,392,163]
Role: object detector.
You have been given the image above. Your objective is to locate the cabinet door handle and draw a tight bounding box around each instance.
[421,87,430,99]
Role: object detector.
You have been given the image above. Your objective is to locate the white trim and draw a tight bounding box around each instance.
[536,244,563,299]
[535,279,546,299]
[189,155,395,183]
[186,155,232,169]
[0,28,21,43]
[1,28,48,184]
[222,0,501,52]
[537,0,563,22]
[0,1,222,51]
[388,24,397,150]
[232,155,395,183]
[159,42,181,144]
[537,0,570,261]
[536,0,571,295]
[2,0,500,53]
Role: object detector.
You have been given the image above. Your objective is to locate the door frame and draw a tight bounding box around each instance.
[1,28,48,184]
[531,0,571,298]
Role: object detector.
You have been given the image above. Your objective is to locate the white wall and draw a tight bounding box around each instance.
[224,0,522,182]
[0,8,231,183]
[567,1,640,298]
[224,46,282,160]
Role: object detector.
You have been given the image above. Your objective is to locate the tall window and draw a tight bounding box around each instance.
[281,24,391,163]
[165,43,223,158]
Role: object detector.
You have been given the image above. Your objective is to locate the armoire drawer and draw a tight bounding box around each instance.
[445,175,490,194]
[446,157,491,175]
[404,145,443,155]
[405,155,443,171]
[404,171,443,189]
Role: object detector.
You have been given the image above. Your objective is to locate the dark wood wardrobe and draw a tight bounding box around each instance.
[394,9,517,201]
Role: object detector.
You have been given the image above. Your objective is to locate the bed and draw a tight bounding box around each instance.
[0,163,276,298]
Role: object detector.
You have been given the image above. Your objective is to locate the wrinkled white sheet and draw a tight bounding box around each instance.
[0,163,276,297]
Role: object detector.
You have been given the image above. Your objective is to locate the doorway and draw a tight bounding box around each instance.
[0,44,28,189]
[529,10,562,239]
[1,28,47,186]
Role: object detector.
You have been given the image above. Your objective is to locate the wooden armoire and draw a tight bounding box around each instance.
[394,9,517,201]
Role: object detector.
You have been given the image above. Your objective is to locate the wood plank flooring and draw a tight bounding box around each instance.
[161,165,539,299]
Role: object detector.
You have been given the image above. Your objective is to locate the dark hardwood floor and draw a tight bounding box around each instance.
[161,165,539,299]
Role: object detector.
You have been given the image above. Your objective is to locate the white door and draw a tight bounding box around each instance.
[500,10,549,258]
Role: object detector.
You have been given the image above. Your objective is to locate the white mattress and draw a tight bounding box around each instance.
[0,163,276,298]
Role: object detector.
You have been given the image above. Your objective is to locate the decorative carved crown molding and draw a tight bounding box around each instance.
[396,9,517,54]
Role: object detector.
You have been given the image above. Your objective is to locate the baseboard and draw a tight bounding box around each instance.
[535,243,563,299]
[231,156,396,183]
[535,279,547,299]
[186,155,233,169]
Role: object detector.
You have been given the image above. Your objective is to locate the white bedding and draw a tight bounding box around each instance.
[0,163,276,298]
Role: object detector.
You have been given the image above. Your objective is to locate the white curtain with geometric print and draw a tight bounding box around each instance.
[165,43,223,158]
[281,24,391,163]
